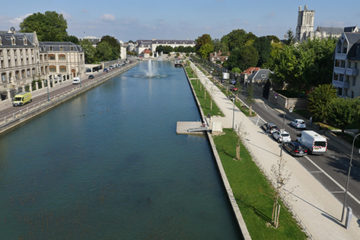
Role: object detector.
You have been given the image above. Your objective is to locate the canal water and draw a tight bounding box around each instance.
[0,61,241,239]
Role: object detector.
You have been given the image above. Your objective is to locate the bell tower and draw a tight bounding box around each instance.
[296,5,315,42]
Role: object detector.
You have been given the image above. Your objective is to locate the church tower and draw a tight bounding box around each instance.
[296,5,315,42]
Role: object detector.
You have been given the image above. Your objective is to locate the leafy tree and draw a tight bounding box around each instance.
[195,34,214,59]
[221,29,248,52]
[95,41,115,61]
[198,43,214,59]
[20,11,68,41]
[307,84,337,122]
[79,39,97,64]
[64,35,79,44]
[99,35,120,59]
[285,29,295,45]
[329,98,358,132]
[224,45,258,71]
[232,67,241,73]
[253,36,272,67]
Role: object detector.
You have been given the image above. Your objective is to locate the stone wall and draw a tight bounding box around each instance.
[269,89,307,110]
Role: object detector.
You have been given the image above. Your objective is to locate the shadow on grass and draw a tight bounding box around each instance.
[236,195,272,223]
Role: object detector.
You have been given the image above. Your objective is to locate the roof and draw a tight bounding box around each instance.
[248,69,272,81]
[348,39,360,61]
[344,26,358,33]
[39,42,83,52]
[242,67,260,75]
[0,31,36,48]
[315,26,343,35]
[344,32,360,46]
[137,39,195,45]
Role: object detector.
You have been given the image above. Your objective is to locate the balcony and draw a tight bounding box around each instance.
[345,68,358,76]
[335,53,347,60]
[332,79,349,88]
[334,67,346,74]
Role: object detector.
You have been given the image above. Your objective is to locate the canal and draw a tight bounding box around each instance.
[0,61,241,239]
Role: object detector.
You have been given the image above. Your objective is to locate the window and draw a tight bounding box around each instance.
[351,91,354,98]
[49,46,53,51]
[58,54,66,60]
[333,73,339,81]
[49,65,56,72]
[341,60,345,68]
[49,54,56,60]
[355,62,358,70]
[11,36,15,45]
[24,37,27,45]
[339,74,344,81]
[353,77,356,86]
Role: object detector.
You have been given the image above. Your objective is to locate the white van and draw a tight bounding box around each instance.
[298,130,327,154]
[72,77,81,85]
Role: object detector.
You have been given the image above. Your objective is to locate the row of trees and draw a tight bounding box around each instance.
[195,29,337,94]
[195,30,281,72]
[155,45,195,54]
[308,84,360,131]
[20,11,120,63]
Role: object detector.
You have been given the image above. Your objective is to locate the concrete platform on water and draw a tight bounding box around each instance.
[176,121,209,135]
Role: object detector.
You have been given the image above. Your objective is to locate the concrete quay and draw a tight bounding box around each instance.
[0,61,138,135]
[190,62,360,240]
[183,65,252,240]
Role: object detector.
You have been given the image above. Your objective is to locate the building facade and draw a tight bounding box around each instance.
[39,42,85,82]
[332,30,360,98]
[0,29,42,100]
[135,40,195,55]
[0,28,85,101]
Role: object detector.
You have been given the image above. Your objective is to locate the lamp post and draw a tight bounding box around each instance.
[230,96,235,129]
[341,132,360,222]
[46,79,50,101]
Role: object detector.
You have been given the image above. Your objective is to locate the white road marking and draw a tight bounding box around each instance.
[304,155,360,206]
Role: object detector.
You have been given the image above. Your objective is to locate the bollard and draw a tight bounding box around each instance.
[345,207,352,229]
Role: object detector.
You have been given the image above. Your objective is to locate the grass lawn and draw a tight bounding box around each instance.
[185,66,196,78]
[190,79,224,117]
[214,129,307,240]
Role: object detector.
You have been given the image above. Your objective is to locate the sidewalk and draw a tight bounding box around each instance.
[190,62,360,240]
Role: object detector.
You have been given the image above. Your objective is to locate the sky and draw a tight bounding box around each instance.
[0,0,359,41]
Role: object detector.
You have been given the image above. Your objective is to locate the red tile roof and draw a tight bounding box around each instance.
[242,67,260,74]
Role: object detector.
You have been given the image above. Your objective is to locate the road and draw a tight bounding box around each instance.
[205,67,360,219]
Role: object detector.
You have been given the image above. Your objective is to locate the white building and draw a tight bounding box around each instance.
[0,28,85,102]
[135,39,195,55]
[332,28,360,98]
[296,5,343,42]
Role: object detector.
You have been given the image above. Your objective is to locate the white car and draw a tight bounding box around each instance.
[272,130,291,143]
[290,119,306,129]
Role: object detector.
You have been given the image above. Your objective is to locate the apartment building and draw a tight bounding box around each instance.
[0,28,42,99]
[332,28,360,98]
[0,28,85,102]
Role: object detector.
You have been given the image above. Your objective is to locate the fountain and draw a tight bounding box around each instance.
[145,59,155,78]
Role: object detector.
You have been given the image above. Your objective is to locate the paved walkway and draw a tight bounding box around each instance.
[190,62,360,240]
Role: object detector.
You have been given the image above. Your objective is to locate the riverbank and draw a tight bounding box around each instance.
[188,61,360,240]
[0,61,138,135]
[183,63,251,240]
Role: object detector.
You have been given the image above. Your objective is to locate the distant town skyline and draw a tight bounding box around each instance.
[0,0,359,41]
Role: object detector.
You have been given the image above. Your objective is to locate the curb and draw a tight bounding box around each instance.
[184,63,252,240]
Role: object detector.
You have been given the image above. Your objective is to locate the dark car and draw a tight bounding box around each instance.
[88,74,95,79]
[262,122,279,134]
[283,141,308,157]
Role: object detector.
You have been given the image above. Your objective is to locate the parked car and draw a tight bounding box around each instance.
[272,129,291,143]
[230,87,238,92]
[283,141,308,157]
[103,68,108,72]
[72,77,81,85]
[262,122,279,134]
[290,119,306,129]
[230,79,236,85]
[88,74,95,79]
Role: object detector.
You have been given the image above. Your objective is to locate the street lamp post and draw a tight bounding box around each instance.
[46,79,50,101]
[341,132,360,222]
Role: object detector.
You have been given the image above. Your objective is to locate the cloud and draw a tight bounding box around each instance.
[9,13,31,26]
[101,14,116,22]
